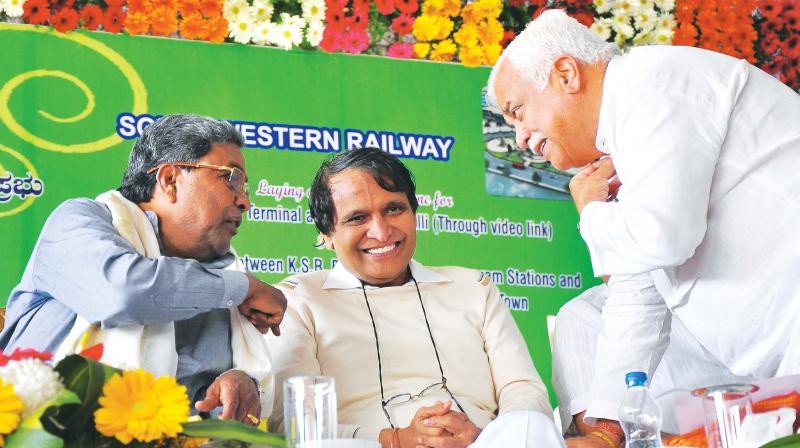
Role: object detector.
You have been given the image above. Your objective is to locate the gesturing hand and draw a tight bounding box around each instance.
[238,273,287,335]
[195,370,261,425]
[569,157,619,214]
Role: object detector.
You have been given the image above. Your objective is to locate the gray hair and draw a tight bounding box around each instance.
[118,114,244,203]
[488,9,619,97]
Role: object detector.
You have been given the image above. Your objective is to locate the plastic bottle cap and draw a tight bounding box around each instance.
[625,371,647,388]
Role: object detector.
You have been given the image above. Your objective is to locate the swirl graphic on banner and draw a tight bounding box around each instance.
[0,143,41,218]
[0,24,148,153]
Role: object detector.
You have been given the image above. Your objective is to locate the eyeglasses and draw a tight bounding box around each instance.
[146,162,250,197]
[361,275,467,428]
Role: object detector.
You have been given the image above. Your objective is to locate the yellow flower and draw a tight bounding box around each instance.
[477,19,503,45]
[414,42,431,58]
[420,0,444,15]
[474,0,501,21]
[0,380,23,447]
[430,38,457,62]
[442,0,460,17]
[460,3,477,24]
[434,16,454,40]
[95,369,189,444]
[483,43,502,65]
[454,23,479,47]
[412,15,453,42]
[459,43,485,67]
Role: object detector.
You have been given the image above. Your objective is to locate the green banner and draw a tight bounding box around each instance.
[0,23,600,404]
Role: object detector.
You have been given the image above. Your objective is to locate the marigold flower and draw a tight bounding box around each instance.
[79,4,104,29]
[483,42,501,65]
[375,0,394,15]
[460,3,477,24]
[441,0,459,17]
[95,369,189,444]
[429,38,456,61]
[104,6,126,33]
[0,379,23,447]
[149,6,179,36]
[420,0,443,16]
[386,41,413,58]
[477,19,502,45]
[125,10,150,34]
[204,14,228,42]
[391,14,413,35]
[177,0,200,16]
[127,0,151,13]
[22,0,50,25]
[179,11,206,38]
[454,23,478,46]
[459,43,484,67]
[395,0,417,14]
[413,42,430,58]
[198,0,222,16]
[51,7,80,32]
[151,0,177,10]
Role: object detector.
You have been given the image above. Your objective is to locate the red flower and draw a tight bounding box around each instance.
[375,0,395,15]
[391,14,413,35]
[52,0,74,9]
[500,29,515,48]
[759,0,781,20]
[349,8,368,31]
[0,348,53,367]
[395,0,417,14]
[508,0,526,8]
[106,0,125,6]
[104,6,125,33]
[23,0,50,25]
[386,42,413,58]
[326,8,347,32]
[571,9,593,27]
[342,29,369,54]
[320,27,345,52]
[327,0,348,9]
[52,7,79,32]
[80,4,103,30]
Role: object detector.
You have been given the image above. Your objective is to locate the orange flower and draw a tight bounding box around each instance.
[204,14,227,42]
[477,19,502,45]
[198,0,222,17]
[127,0,151,13]
[104,6,126,32]
[177,0,200,16]
[22,0,50,25]
[149,6,178,36]
[125,10,150,34]
[179,11,207,39]
[80,4,103,30]
[106,0,125,7]
[150,0,177,11]
[52,7,79,32]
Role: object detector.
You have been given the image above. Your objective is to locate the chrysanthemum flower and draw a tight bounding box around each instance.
[179,11,207,39]
[305,20,324,46]
[126,0,151,13]
[3,0,25,18]
[0,358,64,419]
[250,0,273,22]
[0,379,23,446]
[95,369,189,444]
[198,0,222,17]
[177,0,200,16]
[80,4,104,30]
[124,10,150,35]
[204,14,228,42]
[228,15,254,43]
[149,6,179,36]
[301,0,324,23]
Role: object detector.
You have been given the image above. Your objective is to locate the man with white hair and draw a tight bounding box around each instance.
[490,9,800,448]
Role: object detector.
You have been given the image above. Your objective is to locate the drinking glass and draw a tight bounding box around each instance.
[284,376,338,448]
[693,383,758,448]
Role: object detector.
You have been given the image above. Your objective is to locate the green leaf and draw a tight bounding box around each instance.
[5,388,82,447]
[182,419,286,447]
[5,427,64,448]
[760,434,800,448]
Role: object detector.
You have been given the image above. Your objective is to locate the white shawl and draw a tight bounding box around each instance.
[54,190,274,416]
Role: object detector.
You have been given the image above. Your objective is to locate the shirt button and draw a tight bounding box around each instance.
[227,299,234,307]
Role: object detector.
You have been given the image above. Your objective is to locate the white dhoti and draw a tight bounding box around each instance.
[470,411,566,448]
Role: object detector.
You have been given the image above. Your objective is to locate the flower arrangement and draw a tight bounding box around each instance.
[223,0,326,49]
[590,0,677,51]
[0,346,284,447]
[672,0,757,62]
[754,0,800,91]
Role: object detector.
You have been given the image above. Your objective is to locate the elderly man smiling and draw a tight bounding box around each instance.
[267,147,565,448]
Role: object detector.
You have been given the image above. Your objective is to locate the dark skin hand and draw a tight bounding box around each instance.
[195,369,261,425]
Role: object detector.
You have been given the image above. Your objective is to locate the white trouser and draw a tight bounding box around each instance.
[471,411,566,448]
[551,285,755,434]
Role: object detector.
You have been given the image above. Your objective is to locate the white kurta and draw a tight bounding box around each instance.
[580,46,800,420]
[266,260,553,441]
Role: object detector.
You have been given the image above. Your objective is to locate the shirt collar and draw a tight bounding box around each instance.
[595,55,622,155]
[322,259,452,290]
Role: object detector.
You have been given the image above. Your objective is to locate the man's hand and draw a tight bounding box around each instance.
[569,157,619,214]
[238,273,287,335]
[379,401,452,448]
[417,407,481,448]
[195,370,261,425]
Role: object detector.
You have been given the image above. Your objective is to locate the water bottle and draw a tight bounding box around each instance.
[619,371,663,448]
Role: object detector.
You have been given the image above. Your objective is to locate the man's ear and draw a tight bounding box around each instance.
[155,165,180,203]
[321,233,335,250]
[552,55,582,94]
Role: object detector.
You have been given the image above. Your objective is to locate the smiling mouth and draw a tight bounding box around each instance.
[363,241,400,255]
[532,137,548,157]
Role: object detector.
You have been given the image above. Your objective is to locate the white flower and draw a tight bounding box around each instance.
[272,22,303,49]
[0,359,64,419]
[306,20,324,46]
[593,0,615,14]
[632,29,651,45]
[611,9,631,31]
[250,0,274,23]
[651,27,673,45]
[223,0,249,22]
[280,12,306,29]
[228,17,255,44]
[252,20,274,45]
[616,0,634,14]
[634,8,656,32]
[3,0,25,17]
[654,0,674,12]
[590,17,612,41]
[655,13,676,32]
[631,0,653,13]
[302,0,326,23]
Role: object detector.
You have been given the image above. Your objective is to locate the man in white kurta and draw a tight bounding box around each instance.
[491,9,800,446]
[266,147,563,448]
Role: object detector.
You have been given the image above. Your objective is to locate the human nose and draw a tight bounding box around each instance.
[235,190,251,212]
[366,215,391,242]
[514,123,530,149]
